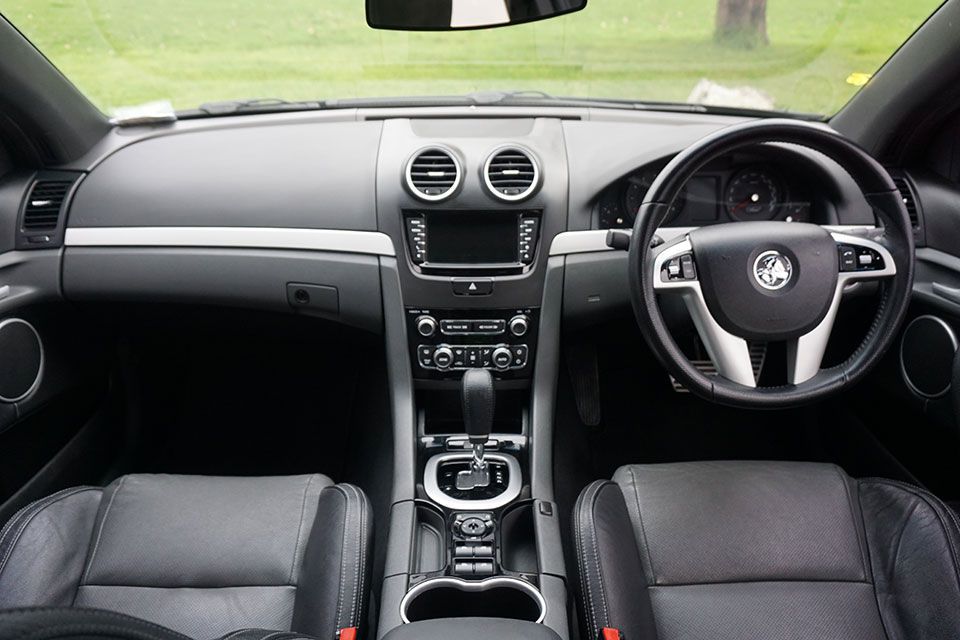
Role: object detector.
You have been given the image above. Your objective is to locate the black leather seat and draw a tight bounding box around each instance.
[0,474,372,640]
[574,461,960,640]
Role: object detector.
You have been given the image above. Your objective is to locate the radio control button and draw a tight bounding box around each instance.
[416,316,438,337]
[473,320,504,333]
[441,320,472,334]
[492,347,513,370]
[433,347,454,370]
[508,315,529,337]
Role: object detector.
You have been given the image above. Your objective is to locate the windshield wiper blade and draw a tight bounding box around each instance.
[188,98,327,117]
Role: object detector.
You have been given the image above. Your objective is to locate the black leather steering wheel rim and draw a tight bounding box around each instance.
[628,119,915,409]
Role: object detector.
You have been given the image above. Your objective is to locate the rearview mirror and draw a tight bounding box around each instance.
[366,0,587,31]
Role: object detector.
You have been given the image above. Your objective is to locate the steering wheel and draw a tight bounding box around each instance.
[628,119,915,408]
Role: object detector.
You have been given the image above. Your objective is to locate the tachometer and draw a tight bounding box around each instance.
[724,169,780,220]
[623,169,685,226]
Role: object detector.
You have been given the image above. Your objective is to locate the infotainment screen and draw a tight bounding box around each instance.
[425,211,519,264]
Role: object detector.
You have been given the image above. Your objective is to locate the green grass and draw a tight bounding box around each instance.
[0,0,943,115]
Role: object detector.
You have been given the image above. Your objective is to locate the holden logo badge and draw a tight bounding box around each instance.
[753,250,793,290]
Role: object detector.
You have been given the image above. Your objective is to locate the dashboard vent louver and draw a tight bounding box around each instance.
[22,180,72,230]
[406,147,461,201]
[484,147,539,201]
[891,176,919,229]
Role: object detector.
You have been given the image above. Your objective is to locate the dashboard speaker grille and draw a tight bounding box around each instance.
[407,148,461,201]
[484,147,539,201]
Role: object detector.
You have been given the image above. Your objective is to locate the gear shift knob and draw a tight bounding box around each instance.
[462,368,495,445]
[457,368,495,491]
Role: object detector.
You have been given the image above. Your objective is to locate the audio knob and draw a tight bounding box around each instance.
[508,315,529,337]
[433,346,454,370]
[416,315,438,337]
[492,347,513,371]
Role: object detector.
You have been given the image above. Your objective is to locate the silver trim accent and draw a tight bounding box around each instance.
[423,452,521,510]
[483,145,540,202]
[0,318,44,403]
[399,576,547,625]
[406,146,462,202]
[653,239,757,387]
[64,227,396,256]
[548,225,878,257]
[899,315,957,399]
[785,231,896,384]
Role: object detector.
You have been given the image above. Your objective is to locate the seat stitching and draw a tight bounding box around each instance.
[588,485,611,629]
[81,476,128,585]
[834,464,870,581]
[573,483,598,640]
[289,475,317,585]
[220,628,256,640]
[0,487,98,579]
[627,466,657,583]
[330,485,349,631]
[351,484,368,629]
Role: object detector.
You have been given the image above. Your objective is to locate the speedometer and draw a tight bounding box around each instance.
[724,169,780,220]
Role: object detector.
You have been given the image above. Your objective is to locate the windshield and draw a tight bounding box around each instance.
[0,0,943,116]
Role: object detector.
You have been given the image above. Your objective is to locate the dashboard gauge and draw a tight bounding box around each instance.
[724,168,781,220]
[622,169,685,227]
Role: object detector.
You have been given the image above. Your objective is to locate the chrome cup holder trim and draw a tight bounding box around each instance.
[399,575,547,624]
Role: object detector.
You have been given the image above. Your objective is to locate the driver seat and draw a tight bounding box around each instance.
[574,461,960,640]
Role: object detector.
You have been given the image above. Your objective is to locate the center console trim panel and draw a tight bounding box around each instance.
[424,452,522,510]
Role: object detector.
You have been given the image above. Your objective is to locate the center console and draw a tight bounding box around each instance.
[375,118,569,640]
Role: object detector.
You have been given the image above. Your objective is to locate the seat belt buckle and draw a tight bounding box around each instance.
[337,628,357,640]
[599,628,624,640]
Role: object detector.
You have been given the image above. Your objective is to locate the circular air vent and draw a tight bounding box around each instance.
[484,146,539,201]
[406,147,462,201]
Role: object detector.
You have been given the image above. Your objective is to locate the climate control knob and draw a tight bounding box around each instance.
[416,315,438,337]
[433,346,454,370]
[492,347,513,371]
[508,315,529,337]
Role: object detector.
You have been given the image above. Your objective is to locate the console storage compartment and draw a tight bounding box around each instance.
[383,617,561,640]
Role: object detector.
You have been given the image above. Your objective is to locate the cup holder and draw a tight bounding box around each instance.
[400,576,546,624]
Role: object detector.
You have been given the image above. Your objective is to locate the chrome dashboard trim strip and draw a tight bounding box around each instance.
[64,227,396,256]
[549,225,878,256]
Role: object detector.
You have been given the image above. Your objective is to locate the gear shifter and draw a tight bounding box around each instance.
[456,368,495,491]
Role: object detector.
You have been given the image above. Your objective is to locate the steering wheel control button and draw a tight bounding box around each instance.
[433,347,454,370]
[661,253,698,282]
[452,278,493,296]
[839,245,858,271]
[508,315,529,336]
[837,244,884,272]
[753,251,793,290]
[416,315,438,337]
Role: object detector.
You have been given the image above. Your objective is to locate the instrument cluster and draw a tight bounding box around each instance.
[598,156,814,229]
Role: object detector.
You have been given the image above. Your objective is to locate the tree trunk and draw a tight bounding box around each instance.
[715,0,768,48]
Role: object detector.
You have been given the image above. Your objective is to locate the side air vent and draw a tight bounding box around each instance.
[23,181,72,230]
[17,172,82,249]
[484,147,539,201]
[891,175,919,229]
[406,147,461,201]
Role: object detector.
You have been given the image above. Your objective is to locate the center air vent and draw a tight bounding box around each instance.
[484,147,539,201]
[891,175,920,229]
[22,180,72,230]
[406,147,461,201]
